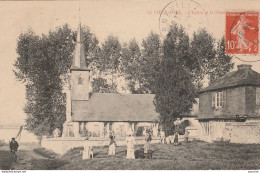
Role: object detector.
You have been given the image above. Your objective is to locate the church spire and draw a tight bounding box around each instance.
[70,22,89,70]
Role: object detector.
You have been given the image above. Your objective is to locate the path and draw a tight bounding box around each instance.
[0,143,59,170]
[0,149,13,169]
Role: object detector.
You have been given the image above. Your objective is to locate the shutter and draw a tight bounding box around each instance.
[256,88,260,105]
[223,90,226,107]
[211,92,215,108]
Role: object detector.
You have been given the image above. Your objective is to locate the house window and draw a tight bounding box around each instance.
[212,90,226,108]
[256,88,260,105]
[78,76,83,85]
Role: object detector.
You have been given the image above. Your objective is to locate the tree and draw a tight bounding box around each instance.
[189,29,217,89]
[13,24,99,136]
[154,26,234,133]
[98,35,121,88]
[140,32,161,93]
[208,37,234,83]
[120,39,143,93]
[92,77,117,93]
[154,24,196,136]
[189,29,234,93]
[120,33,161,94]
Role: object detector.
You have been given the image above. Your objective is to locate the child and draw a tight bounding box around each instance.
[108,134,116,155]
[184,130,190,143]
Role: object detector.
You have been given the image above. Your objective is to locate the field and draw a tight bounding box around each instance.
[1,140,260,170]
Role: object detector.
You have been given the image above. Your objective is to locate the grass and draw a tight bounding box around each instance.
[0,150,13,170]
[2,140,260,170]
[58,140,260,170]
[29,147,68,169]
[33,148,59,159]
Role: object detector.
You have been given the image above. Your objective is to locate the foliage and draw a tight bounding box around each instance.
[120,33,161,94]
[154,24,197,135]
[140,32,161,93]
[14,24,98,136]
[208,37,234,83]
[120,39,142,93]
[154,25,234,132]
[91,77,117,93]
[190,29,234,88]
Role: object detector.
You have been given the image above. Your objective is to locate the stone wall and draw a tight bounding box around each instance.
[41,136,161,155]
[224,122,260,143]
[198,121,260,144]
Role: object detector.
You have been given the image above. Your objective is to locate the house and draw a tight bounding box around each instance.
[62,23,160,138]
[197,64,260,143]
[199,64,260,120]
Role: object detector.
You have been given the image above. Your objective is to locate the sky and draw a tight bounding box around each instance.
[0,0,259,126]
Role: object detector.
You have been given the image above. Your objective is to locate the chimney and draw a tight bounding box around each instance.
[237,64,252,70]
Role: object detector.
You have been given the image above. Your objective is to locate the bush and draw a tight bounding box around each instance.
[179,120,190,135]
[0,139,7,147]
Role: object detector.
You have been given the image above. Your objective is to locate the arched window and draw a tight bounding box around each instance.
[78,76,83,85]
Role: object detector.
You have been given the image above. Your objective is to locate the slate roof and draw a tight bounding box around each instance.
[72,93,159,122]
[200,65,260,93]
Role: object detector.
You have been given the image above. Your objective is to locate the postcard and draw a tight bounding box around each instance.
[0,0,260,171]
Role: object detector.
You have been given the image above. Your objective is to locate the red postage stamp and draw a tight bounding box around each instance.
[226,12,259,55]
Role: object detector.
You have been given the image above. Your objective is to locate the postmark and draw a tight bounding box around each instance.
[159,0,208,38]
[226,12,259,55]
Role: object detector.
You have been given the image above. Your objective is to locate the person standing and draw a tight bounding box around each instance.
[144,129,152,154]
[174,131,179,146]
[160,129,166,144]
[126,129,135,159]
[184,130,190,143]
[108,133,116,155]
[10,138,19,161]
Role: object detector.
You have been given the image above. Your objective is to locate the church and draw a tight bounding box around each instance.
[62,23,160,138]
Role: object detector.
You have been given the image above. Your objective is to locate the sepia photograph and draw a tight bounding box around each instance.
[0,0,260,170]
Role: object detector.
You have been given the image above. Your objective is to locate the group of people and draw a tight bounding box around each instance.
[82,128,190,160]
[159,129,190,145]
[82,129,153,160]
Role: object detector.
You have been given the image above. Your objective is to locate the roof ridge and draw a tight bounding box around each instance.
[199,67,260,93]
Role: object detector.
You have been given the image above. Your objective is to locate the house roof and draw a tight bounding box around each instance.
[199,64,260,93]
[72,93,159,122]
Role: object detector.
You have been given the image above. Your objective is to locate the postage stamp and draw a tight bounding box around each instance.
[226,12,259,55]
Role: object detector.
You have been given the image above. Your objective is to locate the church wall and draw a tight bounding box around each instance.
[78,121,158,138]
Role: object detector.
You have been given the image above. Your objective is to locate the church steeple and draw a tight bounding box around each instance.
[70,22,89,71]
[69,21,90,101]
